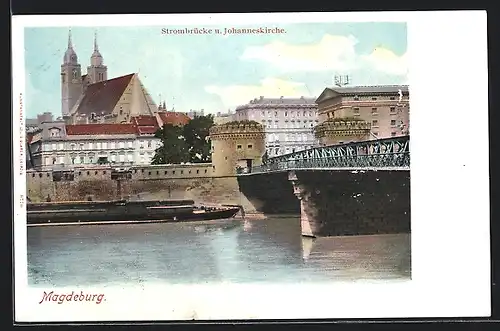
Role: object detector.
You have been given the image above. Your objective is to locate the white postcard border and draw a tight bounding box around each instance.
[12,11,490,321]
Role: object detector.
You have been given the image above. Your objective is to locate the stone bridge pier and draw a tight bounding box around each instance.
[288,169,411,238]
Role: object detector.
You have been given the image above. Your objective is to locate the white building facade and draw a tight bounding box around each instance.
[233,96,319,156]
[29,121,160,169]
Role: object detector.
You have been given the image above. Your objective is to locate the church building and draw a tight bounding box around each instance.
[61,30,159,125]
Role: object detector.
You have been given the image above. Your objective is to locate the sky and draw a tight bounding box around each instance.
[24,22,408,118]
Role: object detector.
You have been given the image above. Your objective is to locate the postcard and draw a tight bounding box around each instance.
[12,11,490,322]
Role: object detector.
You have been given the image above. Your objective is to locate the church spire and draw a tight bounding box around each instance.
[63,28,78,64]
[68,29,73,49]
[93,31,99,51]
[90,30,104,67]
[88,29,107,83]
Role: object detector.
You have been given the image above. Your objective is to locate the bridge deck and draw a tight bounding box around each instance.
[239,135,410,175]
[238,166,410,175]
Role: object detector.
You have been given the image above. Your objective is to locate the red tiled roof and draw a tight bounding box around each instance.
[74,73,134,116]
[136,126,158,135]
[158,111,191,127]
[131,115,158,127]
[131,115,160,135]
[66,124,137,135]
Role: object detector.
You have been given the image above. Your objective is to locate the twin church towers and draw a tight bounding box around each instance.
[61,29,108,117]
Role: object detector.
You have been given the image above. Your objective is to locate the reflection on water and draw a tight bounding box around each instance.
[27,217,411,287]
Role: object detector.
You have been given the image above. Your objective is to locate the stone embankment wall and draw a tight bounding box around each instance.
[26,164,259,213]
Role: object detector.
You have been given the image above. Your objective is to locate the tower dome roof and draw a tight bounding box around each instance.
[90,31,104,66]
[63,29,78,64]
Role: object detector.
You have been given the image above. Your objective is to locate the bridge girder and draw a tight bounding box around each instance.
[243,135,410,174]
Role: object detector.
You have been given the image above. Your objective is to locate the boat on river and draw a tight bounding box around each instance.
[26,199,241,227]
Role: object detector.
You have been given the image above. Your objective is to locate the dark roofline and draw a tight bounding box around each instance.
[84,73,135,89]
[329,85,409,95]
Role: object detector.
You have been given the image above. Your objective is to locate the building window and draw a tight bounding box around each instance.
[119,142,125,149]
[247,144,253,149]
[237,145,242,149]
[371,97,377,100]
[390,107,396,113]
[390,97,395,100]
[147,141,152,148]
[354,96,359,101]
[80,156,85,164]
[391,120,396,126]
[284,112,288,117]
[391,132,397,137]
[72,69,78,79]
[372,120,379,127]
[353,107,360,115]
[371,107,378,114]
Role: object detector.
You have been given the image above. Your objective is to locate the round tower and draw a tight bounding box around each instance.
[314,117,371,146]
[209,121,266,176]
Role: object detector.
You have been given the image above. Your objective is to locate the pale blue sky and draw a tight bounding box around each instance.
[24,23,407,118]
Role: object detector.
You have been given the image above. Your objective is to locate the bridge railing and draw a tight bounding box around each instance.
[263,135,410,167]
[246,152,410,174]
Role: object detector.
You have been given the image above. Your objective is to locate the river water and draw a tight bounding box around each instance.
[27,216,411,287]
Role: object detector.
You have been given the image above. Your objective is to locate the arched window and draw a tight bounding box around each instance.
[72,69,78,80]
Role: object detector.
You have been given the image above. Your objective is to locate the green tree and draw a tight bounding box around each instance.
[152,114,215,164]
[183,114,215,163]
[151,123,189,164]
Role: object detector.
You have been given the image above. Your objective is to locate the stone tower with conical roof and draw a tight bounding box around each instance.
[61,29,83,117]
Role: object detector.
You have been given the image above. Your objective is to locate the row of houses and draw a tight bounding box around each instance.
[26,111,191,169]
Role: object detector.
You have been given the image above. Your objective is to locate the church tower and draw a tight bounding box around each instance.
[61,29,83,117]
[87,32,108,84]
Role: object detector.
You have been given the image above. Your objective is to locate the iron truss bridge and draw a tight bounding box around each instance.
[239,135,410,175]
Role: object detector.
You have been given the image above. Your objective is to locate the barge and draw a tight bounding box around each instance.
[27,199,241,227]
